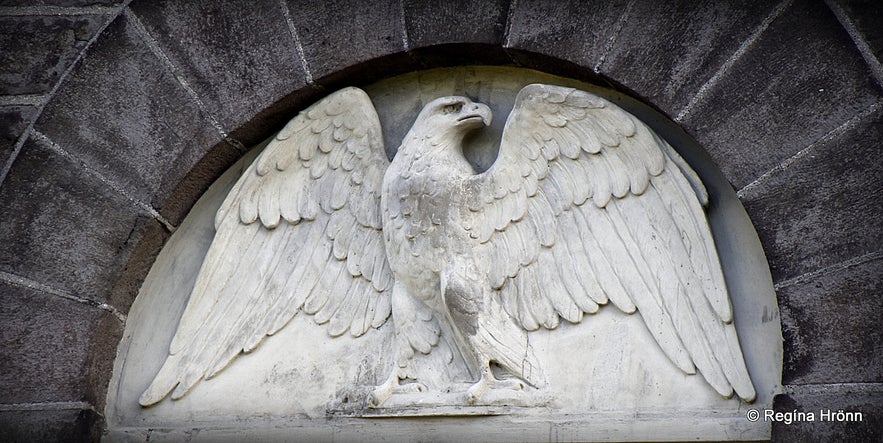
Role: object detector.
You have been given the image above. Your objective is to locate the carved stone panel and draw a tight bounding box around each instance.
[106,67,782,441]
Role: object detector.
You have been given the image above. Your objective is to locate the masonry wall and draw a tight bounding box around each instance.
[0,1,880,441]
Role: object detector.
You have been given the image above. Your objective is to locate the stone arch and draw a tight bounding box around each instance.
[0,1,879,441]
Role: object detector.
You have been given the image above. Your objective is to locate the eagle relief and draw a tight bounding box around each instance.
[137,83,759,415]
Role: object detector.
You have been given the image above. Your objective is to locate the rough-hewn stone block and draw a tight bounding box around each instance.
[504,0,628,78]
[680,0,881,190]
[285,0,413,86]
[599,0,779,117]
[0,408,92,443]
[0,137,152,302]
[0,1,120,5]
[835,0,883,61]
[0,106,35,166]
[0,282,97,403]
[0,15,105,95]
[772,390,882,441]
[775,257,882,385]
[128,0,312,147]
[33,14,234,217]
[402,0,510,65]
[740,107,882,283]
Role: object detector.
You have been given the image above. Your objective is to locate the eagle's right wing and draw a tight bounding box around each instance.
[139,88,393,406]
[462,84,755,402]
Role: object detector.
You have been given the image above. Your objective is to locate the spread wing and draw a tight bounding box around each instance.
[139,87,393,406]
[463,84,756,401]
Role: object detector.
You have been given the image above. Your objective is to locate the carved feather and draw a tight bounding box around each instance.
[465,84,756,401]
[139,88,393,407]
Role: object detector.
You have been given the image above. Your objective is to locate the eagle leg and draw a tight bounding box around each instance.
[369,281,438,407]
[369,368,427,408]
[466,360,525,404]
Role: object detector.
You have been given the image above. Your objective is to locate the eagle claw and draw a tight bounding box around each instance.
[466,376,526,404]
[369,375,428,408]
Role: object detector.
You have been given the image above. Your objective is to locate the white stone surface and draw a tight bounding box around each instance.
[105,67,782,441]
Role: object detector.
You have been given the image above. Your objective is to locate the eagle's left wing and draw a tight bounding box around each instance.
[462,84,755,401]
[139,88,392,406]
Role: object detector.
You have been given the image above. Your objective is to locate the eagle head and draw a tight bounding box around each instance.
[409,96,493,146]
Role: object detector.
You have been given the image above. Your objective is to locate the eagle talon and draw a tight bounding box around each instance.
[369,373,428,407]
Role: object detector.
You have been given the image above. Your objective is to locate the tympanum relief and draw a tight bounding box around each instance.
[138,83,757,412]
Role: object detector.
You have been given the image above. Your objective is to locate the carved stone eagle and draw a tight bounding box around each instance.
[139,85,756,407]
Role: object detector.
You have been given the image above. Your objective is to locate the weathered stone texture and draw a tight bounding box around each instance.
[0,137,151,303]
[0,408,92,443]
[505,0,628,77]
[0,283,97,403]
[836,0,883,60]
[32,13,234,220]
[741,107,883,283]
[402,0,510,65]
[776,258,882,385]
[0,1,120,5]
[772,390,882,442]
[599,0,780,116]
[0,106,35,166]
[128,0,312,147]
[680,0,882,190]
[0,15,106,95]
[285,0,411,85]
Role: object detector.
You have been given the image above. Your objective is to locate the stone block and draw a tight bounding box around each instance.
[0,1,119,5]
[0,408,92,443]
[0,15,105,95]
[0,137,152,303]
[128,0,313,147]
[33,14,236,217]
[402,0,510,65]
[771,390,882,441]
[680,0,882,190]
[284,0,414,86]
[0,282,97,403]
[504,0,629,78]
[599,0,779,117]
[835,0,883,60]
[0,106,36,166]
[740,107,882,282]
[775,258,882,385]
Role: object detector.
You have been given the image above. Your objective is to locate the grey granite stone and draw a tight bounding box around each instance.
[835,0,883,61]
[599,0,780,117]
[680,0,882,190]
[504,0,629,82]
[0,15,106,95]
[740,107,882,283]
[0,106,36,166]
[33,13,236,219]
[0,137,152,303]
[772,389,882,442]
[402,0,510,65]
[776,257,882,385]
[128,0,313,147]
[0,282,97,403]
[0,0,119,5]
[284,0,414,86]
[0,408,92,443]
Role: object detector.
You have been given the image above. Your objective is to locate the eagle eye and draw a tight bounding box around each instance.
[441,102,463,114]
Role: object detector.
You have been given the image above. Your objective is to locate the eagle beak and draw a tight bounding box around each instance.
[456,103,492,128]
